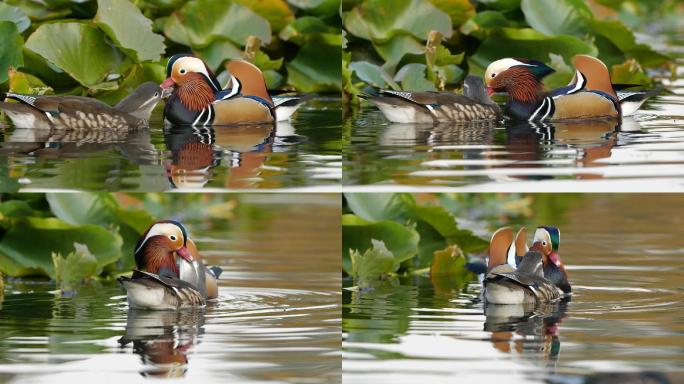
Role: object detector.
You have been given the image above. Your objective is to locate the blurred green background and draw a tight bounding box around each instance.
[342,0,679,103]
[0,0,342,105]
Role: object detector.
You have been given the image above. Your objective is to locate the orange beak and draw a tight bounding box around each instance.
[176,246,193,262]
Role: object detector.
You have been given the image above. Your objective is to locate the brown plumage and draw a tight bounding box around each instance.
[489,67,541,103]
[551,92,619,120]
[226,60,273,105]
[176,73,216,112]
[571,55,618,100]
[212,97,273,124]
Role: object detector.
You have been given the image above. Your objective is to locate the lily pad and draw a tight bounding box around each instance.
[0,3,30,33]
[196,40,243,71]
[429,0,475,27]
[8,67,52,95]
[0,21,24,85]
[234,0,294,33]
[590,19,670,68]
[279,16,341,46]
[52,243,99,291]
[520,0,592,37]
[344,0,452,43]
[286,39,341,92]
[0,217,123,278]
[164,0,271,49]
[94,0,166,62]
[374,35,425,67]
[350,239,395,280]
[430,244,466,276]
[342,214,419,274]
[287,0,339,16]
[395,63,436,91]
[25,22,123,87]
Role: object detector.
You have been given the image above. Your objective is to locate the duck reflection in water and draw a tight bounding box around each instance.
[118,308,206,378]
[484,300,568,370]
[163,123,274,189]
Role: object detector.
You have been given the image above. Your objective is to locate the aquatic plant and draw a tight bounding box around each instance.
[0,0,341,104]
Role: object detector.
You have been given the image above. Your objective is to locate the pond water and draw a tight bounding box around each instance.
[342,194,684,383]
[0,99,341,192]
[0,195,341,383]
[344,35,684,192]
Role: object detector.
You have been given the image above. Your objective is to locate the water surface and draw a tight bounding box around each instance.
[1,99,341,192]
[343,194,684,383]
[0,195,341,383]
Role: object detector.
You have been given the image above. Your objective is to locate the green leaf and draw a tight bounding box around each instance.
[590,19,670,68]
[349,61,400,89]
[94,0,166,62]
[520,0,593,37]
[234,0,294,33]
[344,0,452,43]
[0,3,30,33]
[279,16,340,46]
[52,243,99,291]
[460,11,518,39]
[196,40,243,71]
[286,39,341,92]
[476,0,521,11]
[410,205,489,253]
[469,28,597,74]
[428,0,475,27]
[0,200,35,219]
[25,22,123,87]
[345,193,395,221]
[0,21,24,85]
[287,0,339,16]
[8,67,52,95]
[395,63,436,91]
[164,0,271,49]
[350,239,395,280]
[429,244,466,276]
[373,35,425,67]
[342,214,419,274]
[611,59,651,85]
[0,217,123,278]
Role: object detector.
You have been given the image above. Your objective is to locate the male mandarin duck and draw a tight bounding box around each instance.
[363,75,501,123]
[485,55,621,121]
[0,82,162,130]
[484,227,564,305]
[118,220,222,310]
[161,54,275,125]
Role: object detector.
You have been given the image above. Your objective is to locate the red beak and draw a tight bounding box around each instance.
[176,246,193,262]
[161,77,176,90]
[486,86,494,96]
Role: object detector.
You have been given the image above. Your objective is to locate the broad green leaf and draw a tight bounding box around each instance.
[196,40,243,72]
[279,16,340,46]
[521,0,593,37]
[94,0,166,62]
[0,200,35,219]
[349,61,400,89]
[0,3,30,33]
[25,22,123,87]
[611,59,650,85]
[476,0,521,11]
[0,21,24,85]
[395,63,436,91]
[590,19,670,68]
[344,193,394,221]
[0,217,123,278]
[429,0,475,27]
[94,62,165,105]
[410,205,489,254]
[469,28,597,74]
[342,214,419,274]
[286,39,341,92]
[8,67,52,95]
[460,11,520,39]
[374,35,425,67]
[164,0,271,49]
[287,0,339,16]
[234,0,294,33]
[344,0,452,43]
[430,244,466,276]
[52,243,98,291]
[350,239,395,280]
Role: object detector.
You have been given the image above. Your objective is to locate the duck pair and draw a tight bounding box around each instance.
[118,221,222,310]
[161,54,304,126]
[484,226,571,305]
[368,55,654,123]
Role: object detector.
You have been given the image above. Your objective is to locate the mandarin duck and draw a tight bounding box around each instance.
[0,82,162,130]
[485,55,621,121]
[161,55,275,125]
[484,227,564,305]
[363,75,501,123]
[118,220,204,310]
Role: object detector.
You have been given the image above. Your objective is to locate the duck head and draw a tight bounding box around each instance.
[530,226,561,267]
[115,82,163,121]
[161,55,221,112]
[484,58,555,102]
[134,220,193,276]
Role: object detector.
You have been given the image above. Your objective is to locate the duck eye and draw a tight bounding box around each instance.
[542,241,547,246]
[169,235,177,241]
[179,68,187,75]
[490,73,496,78]
[154,92,159,97]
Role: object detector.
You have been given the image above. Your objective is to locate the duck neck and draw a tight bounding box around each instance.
[140,238,179,277]
[176,74,216,112]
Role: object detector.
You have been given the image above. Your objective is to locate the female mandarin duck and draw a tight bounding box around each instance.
[118,220,222,309]
[484,227,564,305]
[364,75,501,123]
[161,54,274,126]
[484,55,621,121]
[0,82,162,130]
